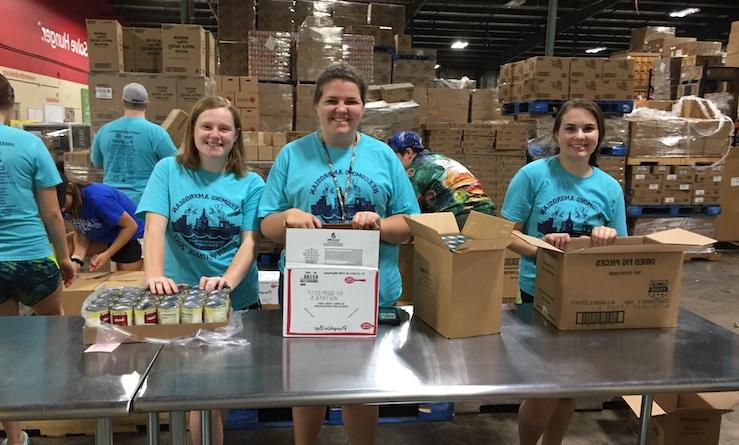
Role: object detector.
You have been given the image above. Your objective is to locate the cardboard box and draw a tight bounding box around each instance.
[570,58,604,79]
[503,250,520,305]
[624,393,739,445]
[258,270,280,309]
[405,212,514,338]
[217,40,249,76]
[83,310,230,344]
[521,56,569,80]
[381,83,414,103]
[61,272,113,315]
[162,24,207,76]
[86,19,124,72]
[283,228,380,337]
[122,28,136,72]
[394,34,412,53]
[176,76,217,113]
[516,229,716,330]
[131,27,162,73]
[714,150,739,241]
[602,58,634,80]
[160,108,190,149]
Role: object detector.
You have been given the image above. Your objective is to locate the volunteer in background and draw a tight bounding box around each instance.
[137,96,264,445]
[62,181,144,272]
[91,82,178,204]
[0,74,77,445]
[258,63,420,445]
[501,99,627,445]
[387,130,495,226]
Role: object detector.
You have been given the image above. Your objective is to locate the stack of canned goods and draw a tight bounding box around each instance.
[84,287,231,326]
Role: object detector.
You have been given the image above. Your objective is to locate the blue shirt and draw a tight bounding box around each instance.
[258,132,420,306]
[137,157,265,310]
[501,156,627,296]
[67,183,144,244]
[91,116,177,204]
[0,126,62,261]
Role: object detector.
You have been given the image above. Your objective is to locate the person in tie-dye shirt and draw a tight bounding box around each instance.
[388,130,495,227]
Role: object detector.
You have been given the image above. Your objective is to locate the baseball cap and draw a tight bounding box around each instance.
[122,83,149,104]
[387,131,424,153]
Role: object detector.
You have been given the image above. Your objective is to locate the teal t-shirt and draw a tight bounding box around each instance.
[0,126,62,261]
[137,157,264,309]
[91,116,177,204]
[257,132,420,306]
[501,156,627,296]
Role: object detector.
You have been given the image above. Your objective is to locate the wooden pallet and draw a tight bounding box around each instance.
[627,157,722,166]
[0,414,168,438]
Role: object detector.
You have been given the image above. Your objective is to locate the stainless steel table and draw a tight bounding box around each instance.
[0,316,161,445]
[134,307,739,445]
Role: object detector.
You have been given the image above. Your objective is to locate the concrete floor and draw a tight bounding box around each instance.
[26,252,739,445]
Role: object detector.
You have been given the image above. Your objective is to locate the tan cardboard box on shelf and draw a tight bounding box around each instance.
[516,229,716,331]
[161,24,206,76]
[405,212,514,338]
[624,393,739,445]
[160,108,189,149]
[86,19,124,72]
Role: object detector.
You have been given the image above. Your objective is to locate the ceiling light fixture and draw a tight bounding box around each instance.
[504,0,526,7]
[585,46,607,54]
[669,8,700,18]
[451,41,468,49]
[434,64,441,69]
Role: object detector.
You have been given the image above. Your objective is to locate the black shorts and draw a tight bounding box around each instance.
[0,257,61,306]
[519,289,535,304]
[110,238,142,264]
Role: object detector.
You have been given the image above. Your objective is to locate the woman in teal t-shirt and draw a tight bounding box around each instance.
[0,74,77,445]
[137,96,263,445]
[502,99,627,445]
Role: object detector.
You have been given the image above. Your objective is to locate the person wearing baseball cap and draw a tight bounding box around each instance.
[91,82,177,205]
[387,130,495,227]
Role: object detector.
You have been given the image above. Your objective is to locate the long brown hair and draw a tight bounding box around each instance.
[64,180,91,219]
[552,99,605,167]
[177,96,247,177]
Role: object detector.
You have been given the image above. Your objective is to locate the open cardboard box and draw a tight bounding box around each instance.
[624,392,739,445]
[405,211,514,338]
[516,229,716,330]
[62,272,115,316]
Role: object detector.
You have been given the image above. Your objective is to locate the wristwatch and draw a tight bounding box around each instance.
[71,256,85,267]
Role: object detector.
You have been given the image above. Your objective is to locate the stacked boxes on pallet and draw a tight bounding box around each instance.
[218,0,254,75]
[247,31,293,82]
[215,75,259,131]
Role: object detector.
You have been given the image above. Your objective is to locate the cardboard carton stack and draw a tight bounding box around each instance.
[627,164,724,206]
[367,2,405,35]
[630,216,718,238]
[257,0,295,32]
[470,89,503,122]
[728,21,739,67]
[295,84,319,132]
[122,27,162,73]
[346,24,394,84]
[258,83,294,132]
[216,0,252,77]
[161,24,208,77]
[600,58,635,100]
[342,34,374,83]
[243,131,286,161]
[652,57,682,100]
[216,75,259,131]
[392,49,437,87]
[330,1,369,28]
[87,19,125,73]
[426,88,470,125]
[491,121,528,206]
[219,0,255,41]
[412,87,428,126]
[425,123,462,156]
[598,156,626,191]
[247,31,294,81]
[610,52,660,98]
[361,100,420,142]
[522,57,569,101]
[296,16,343,82]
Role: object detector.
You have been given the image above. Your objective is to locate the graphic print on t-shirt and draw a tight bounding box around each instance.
[308,169,377,223]
[536,194,606,237]
[171,193,241,257]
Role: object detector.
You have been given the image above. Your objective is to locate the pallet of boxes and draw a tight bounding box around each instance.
[626,97,733,259]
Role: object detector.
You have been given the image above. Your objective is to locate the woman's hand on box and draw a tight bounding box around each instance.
[543,232,571,250]
[285,208,323,229]
[352,211,381,230]
[590,226,618,246]
[147,276,178,295]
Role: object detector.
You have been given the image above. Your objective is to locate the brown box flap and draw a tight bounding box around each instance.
[645,228,717,247]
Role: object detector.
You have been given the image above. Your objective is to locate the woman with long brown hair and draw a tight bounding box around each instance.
[62,180,144,272]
